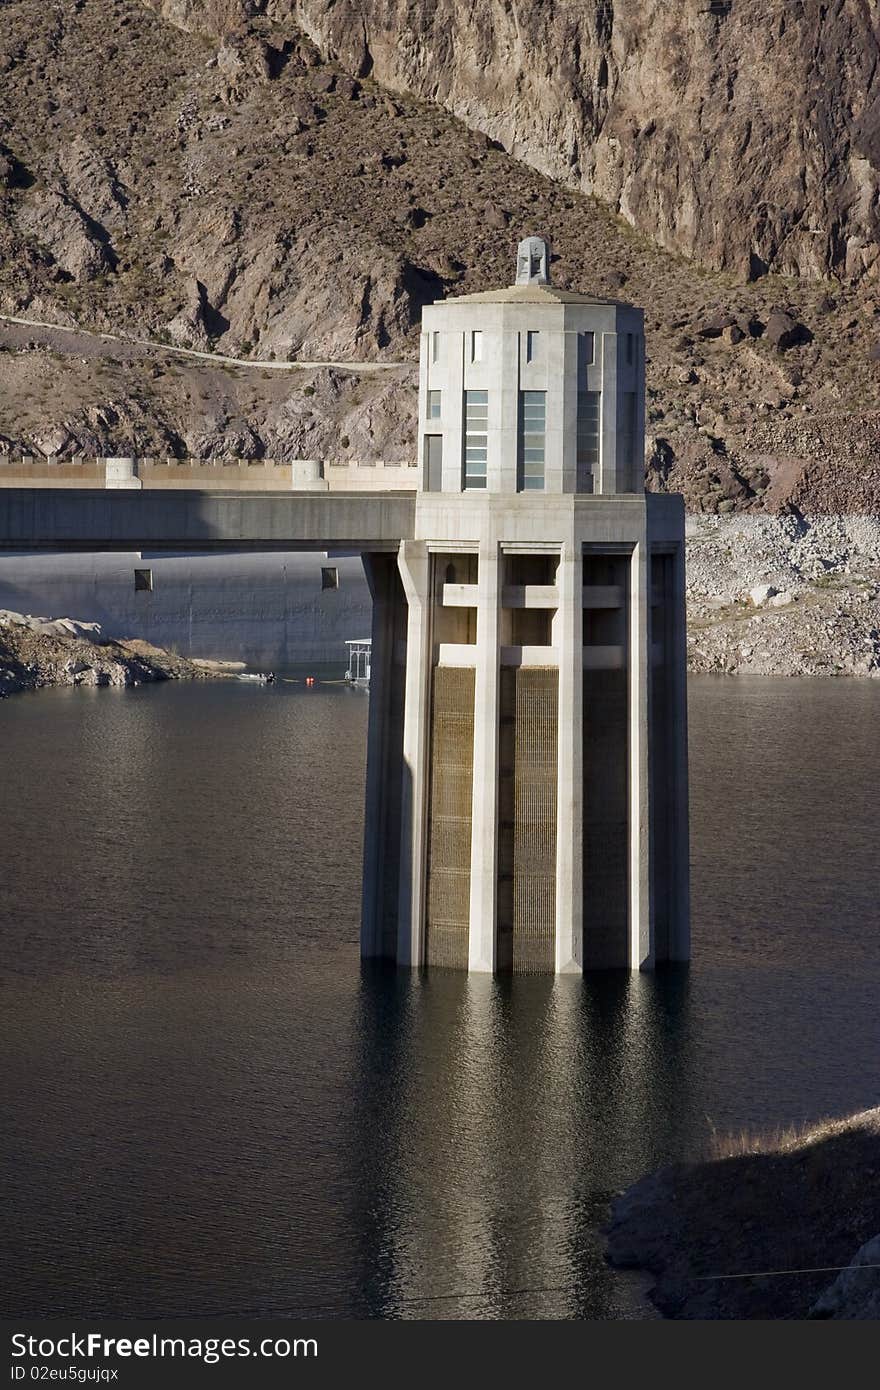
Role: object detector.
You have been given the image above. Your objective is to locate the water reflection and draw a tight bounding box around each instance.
[346,966,703,1318]
[1,677,878,1318]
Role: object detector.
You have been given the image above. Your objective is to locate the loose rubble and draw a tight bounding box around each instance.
[686,514,880,676]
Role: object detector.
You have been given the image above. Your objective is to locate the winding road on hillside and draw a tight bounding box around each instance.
[0,313,412,373]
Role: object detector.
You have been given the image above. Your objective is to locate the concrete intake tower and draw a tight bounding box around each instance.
[361,238,689,972]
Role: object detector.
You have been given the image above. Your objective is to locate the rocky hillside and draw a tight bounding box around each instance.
[283,0,880,285]
[0,0,878,511]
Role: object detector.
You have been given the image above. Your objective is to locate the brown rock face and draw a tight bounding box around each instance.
[16,189,114,283]
[2,0,879,514]
[146,0,257,34]
[275,0,880,284]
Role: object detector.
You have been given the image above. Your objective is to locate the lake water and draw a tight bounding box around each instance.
[1,676,878,1319]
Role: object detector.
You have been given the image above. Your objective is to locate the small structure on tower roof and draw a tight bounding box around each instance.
[516,235,551,286]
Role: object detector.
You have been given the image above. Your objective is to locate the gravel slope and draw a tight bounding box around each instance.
[686,515,880,676]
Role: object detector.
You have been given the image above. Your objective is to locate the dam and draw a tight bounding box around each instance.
[0,238,689,973]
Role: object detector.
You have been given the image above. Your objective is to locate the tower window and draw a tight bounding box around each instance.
[463,390,488,489]
[626,332,636,365]
[134,568,153,592]
[577,389,600,492]
[427,389,441,419]
[425,434,443,491]
[519,390,546,492]
[526,330,540,362]
[321,566,339,591]
[619,390,639,485]
[471,330,483,362]
[432,331,441,363]
[579,331,595,373]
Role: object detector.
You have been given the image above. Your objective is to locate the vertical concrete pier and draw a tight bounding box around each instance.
[361,239,689,972]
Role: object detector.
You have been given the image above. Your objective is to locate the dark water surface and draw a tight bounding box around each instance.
[1,676,878,1319]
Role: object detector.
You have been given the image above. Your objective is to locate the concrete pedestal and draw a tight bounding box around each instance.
[360,491,689,973]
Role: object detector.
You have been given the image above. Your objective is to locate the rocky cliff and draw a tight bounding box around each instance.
[153,0,880,284]
[0,0,878,513]
[296,0,880,284]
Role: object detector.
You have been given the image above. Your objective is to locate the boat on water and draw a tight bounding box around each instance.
[344,639,371,687]
[236,671,275,684]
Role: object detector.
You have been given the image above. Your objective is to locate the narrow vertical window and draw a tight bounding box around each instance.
[579,331,595,372]
[425,435,443,491]
[518,390,546,491]
[626,332,635,365]
[432,331,441,363]
[577,388,600,492]
[619,390,639,486]
[526,330,540,362]
[471,330,483,362]
[427,389,441,419]
[463,390,488,489]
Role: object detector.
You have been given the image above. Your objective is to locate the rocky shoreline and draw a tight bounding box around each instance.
[0,609,242,698]
[606,1109,880,1319]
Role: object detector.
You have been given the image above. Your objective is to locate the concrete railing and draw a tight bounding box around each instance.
[0,455,419,492]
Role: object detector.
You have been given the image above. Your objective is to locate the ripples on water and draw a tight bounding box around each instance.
[1,677,878,1318]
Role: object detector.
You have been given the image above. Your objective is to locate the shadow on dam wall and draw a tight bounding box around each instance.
[0,551,373,668]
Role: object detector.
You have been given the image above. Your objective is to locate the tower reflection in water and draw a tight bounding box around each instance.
[350,963,700,1320]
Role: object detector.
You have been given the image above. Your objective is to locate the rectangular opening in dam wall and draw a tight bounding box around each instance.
[320,566,339,591]
[497,667,558,973]
[424,665,475,970]
[582,550,631,968]
[133,567,153,593]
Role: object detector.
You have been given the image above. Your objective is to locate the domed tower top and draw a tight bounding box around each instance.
[515,236,551,286]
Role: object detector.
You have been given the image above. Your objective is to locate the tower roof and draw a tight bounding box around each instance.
[440,282,627,308]
[432,235,632,309]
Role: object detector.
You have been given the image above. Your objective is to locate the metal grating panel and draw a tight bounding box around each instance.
[425,666,475,968]
[498,667,558,973]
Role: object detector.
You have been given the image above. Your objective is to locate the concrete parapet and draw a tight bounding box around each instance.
[0,455,419,491]
[0,454,105,486]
